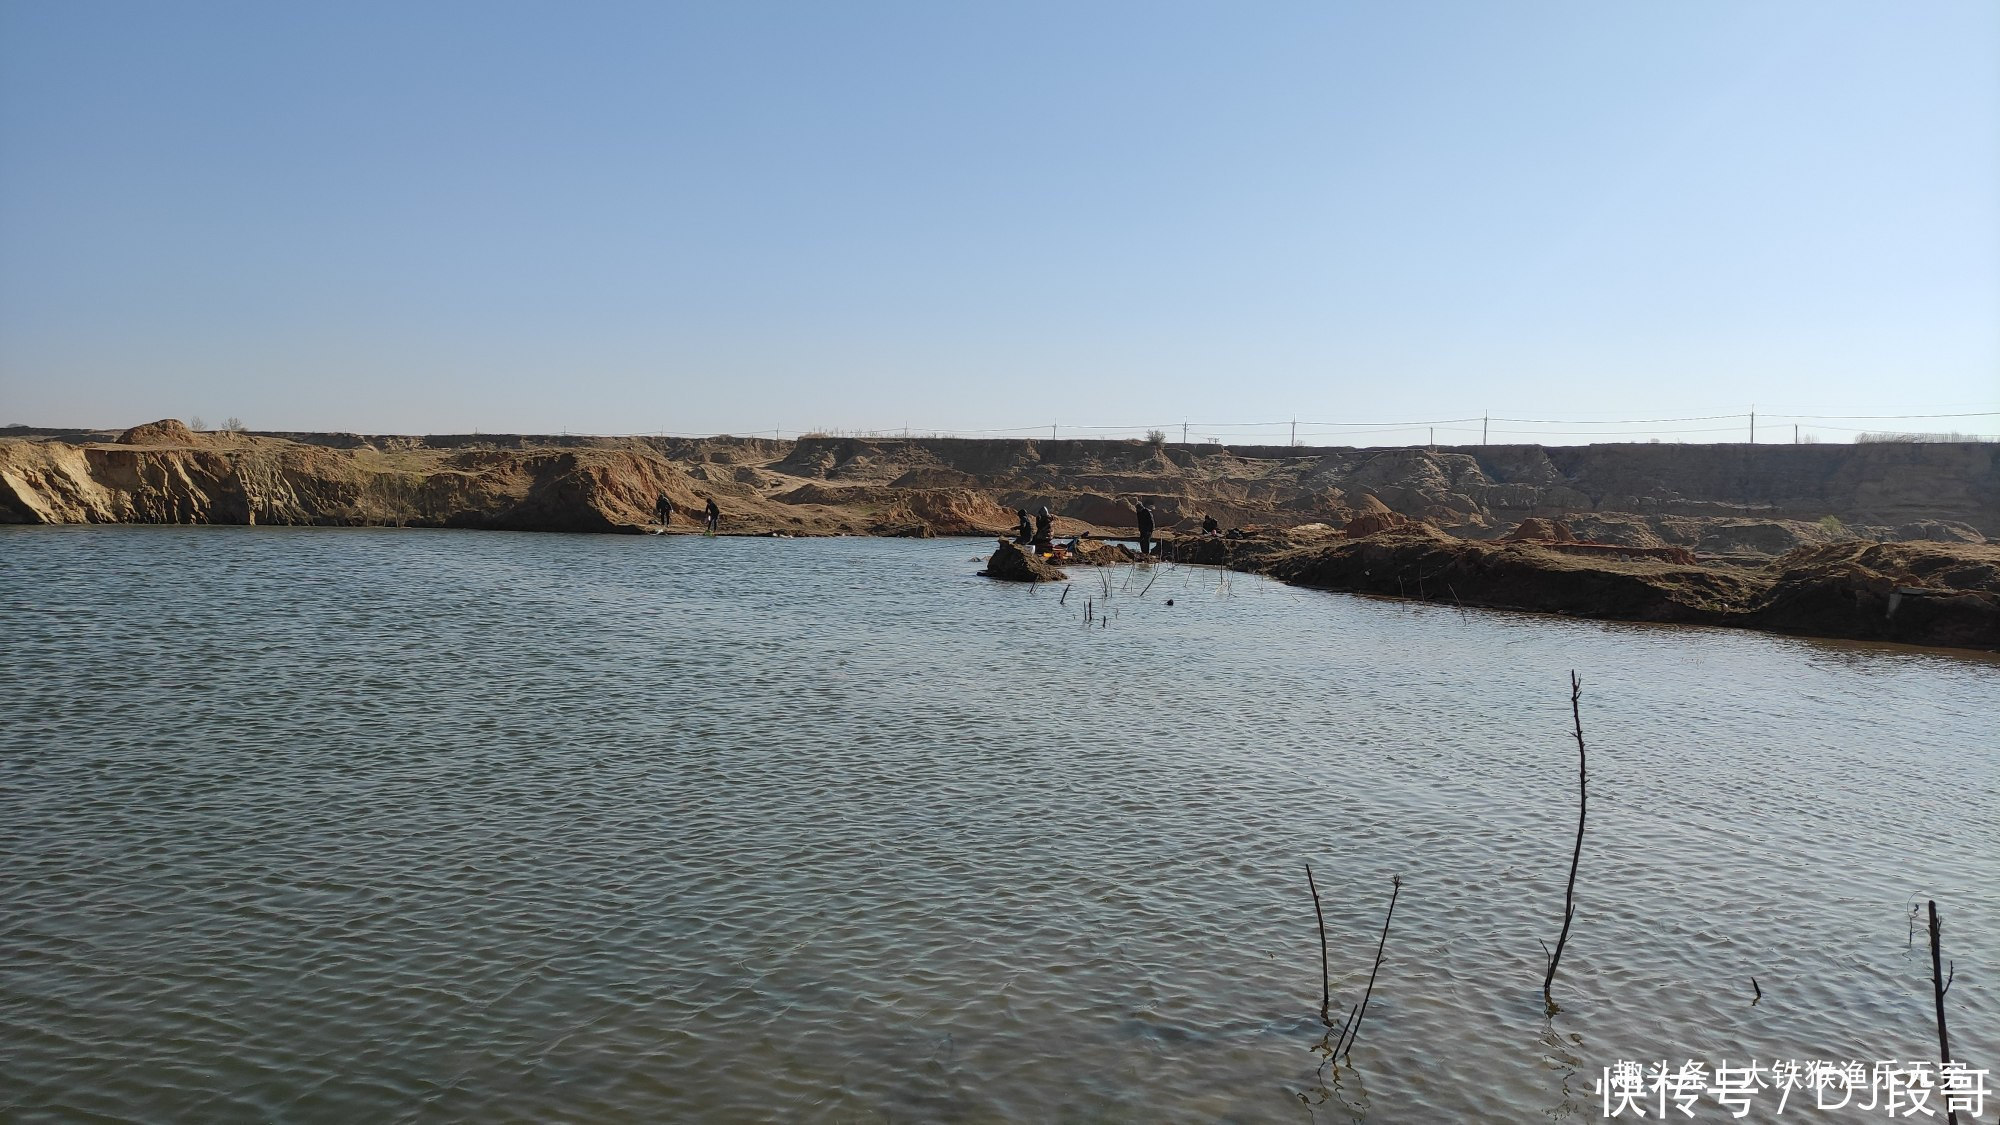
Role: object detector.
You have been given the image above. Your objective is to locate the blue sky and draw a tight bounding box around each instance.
[2,0,1995,443]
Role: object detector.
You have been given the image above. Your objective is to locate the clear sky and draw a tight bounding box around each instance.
[2,0,1996,444]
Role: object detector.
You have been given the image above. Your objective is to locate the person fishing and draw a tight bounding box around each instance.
[1014,508,1034,545]
[1201,513,1220,536]
[1033,505,1053,552]
[703,496,721,534]
[1134,499,1155,557]
[655,494,675,526]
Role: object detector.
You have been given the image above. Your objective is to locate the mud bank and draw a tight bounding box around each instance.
[1209,528,2000,651]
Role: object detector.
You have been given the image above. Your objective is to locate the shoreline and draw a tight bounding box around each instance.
[1165,527,2000,653]
[5,420,1995,651]
[13,517,1994,654]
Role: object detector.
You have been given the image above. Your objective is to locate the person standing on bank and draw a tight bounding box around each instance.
[656,494,675,527]
[1134,499,1155,557]
[1015,508,1034,545]
[703,496,721,534]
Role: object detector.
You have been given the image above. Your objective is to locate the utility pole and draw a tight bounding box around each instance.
[1483,413,1489,445]
[1749,407,1756,444]
[1428,426,1434,448]
[1290,419,1296,446]
[1051,423,1057,441]
[1794,424,1799,445]
[1182,421,1188,445]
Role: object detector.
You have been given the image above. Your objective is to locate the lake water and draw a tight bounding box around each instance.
[2,526,1995,1122]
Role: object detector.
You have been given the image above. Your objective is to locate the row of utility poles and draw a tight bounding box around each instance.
[1191,414,1492,448]
[1021,408,1794,447]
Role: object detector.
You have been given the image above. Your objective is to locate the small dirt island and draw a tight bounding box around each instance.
[5,421,1996,649]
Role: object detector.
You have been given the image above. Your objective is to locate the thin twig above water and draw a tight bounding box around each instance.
[1542,671,1588,1012]
[1333,875,1402,1062]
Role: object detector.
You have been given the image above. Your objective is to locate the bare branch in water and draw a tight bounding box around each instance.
[1543,672,1588,1011]
[1333,875,1401,1062]
[1928,901,1960,1125]
[1306,864,1331,1026]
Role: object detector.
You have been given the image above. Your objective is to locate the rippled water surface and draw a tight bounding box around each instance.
[3,526,1996,1122]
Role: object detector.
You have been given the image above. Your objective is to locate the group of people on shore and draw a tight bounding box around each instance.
[1013,505,1055,552]
[672,492,1228,544]
[1133,500,1236,550]
[655,494,721,533]
[1011,499,1224,557]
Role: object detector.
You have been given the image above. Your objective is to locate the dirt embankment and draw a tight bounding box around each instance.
[1234,528,2000,651]
[3,424,1994,551]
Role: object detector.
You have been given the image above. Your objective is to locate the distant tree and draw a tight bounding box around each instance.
[223,417,247,432]
[188,415,206,431]
[1145,428,1167,446]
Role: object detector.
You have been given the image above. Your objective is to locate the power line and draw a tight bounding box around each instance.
[1484,425,1751,437]
[1488,413,1746,424]
[1763,411,2000,421]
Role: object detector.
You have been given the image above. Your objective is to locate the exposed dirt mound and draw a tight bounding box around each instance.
[1744,542,2000,648]
[980,541,1068,582]
[1344,510,1416,538]
[771,483,1013,536]
[116,419,197,446]
[1502,517,1576,543]
[1242,534,1999,650]
[1677,518,1834,556]
[1560,514,1669,549]
[1263,533,1755,622]
[889,489,1016,536]
[1894,519,1986,544]
[1063,538,1139,566]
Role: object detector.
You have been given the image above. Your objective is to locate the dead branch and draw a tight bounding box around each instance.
[1543,671,1588,1010]
[1929,900,1959,1125]
[1306,864,1331,1026]
[1334,875,1402,1061]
